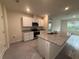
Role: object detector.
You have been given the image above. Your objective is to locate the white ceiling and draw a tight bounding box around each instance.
[1,0,79,17]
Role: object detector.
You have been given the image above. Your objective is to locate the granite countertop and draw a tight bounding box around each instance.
[38,33,69,47]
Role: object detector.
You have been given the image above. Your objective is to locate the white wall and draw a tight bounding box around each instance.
[0,3,9,59]
[2,4,9,48]
[7,11,32,43]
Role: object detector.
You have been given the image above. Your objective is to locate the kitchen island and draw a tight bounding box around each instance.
[37,33,69,59]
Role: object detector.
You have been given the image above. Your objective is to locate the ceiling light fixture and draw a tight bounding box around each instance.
[73,15,76,18]
[26,7,31,13]
[64,6,69,11]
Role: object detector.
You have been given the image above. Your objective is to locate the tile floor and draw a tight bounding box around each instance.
[3,40,42,59]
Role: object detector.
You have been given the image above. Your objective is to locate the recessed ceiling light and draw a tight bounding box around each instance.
[64,6,69,11]
[73,15,76,18]
[26,7,31,13]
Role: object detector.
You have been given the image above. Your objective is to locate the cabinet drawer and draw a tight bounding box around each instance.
[23,32,33,41]
[24,33,30,41]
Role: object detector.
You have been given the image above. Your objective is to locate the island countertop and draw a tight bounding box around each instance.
[38,33,69,47]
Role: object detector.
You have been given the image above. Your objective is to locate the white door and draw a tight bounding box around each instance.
[0,4,6,48]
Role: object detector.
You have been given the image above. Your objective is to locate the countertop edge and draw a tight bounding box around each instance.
[38,35,70,47]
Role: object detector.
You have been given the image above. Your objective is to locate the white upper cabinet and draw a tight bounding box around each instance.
[32,18,39,23]
[32,18,44,26]
[39,19,44,26]
[22,16,44,27]
[22,16,33,26]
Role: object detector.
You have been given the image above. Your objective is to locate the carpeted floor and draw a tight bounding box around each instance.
[3,40,42,59]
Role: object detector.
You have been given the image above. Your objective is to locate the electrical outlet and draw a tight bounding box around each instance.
[13,36,16,39]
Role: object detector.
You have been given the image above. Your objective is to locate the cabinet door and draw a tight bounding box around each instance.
[39,19,44,26]
[24,33,30,41]
[29,32,33,40]
[37,38,50,59]
[23,17,32,26]
[32,18,39,23]
[23,32,33,41]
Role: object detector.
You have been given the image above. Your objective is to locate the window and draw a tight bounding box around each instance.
[67,21,79,35]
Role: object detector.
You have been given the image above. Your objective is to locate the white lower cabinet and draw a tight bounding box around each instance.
[23,32,33,41]
[37,38,65,59]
